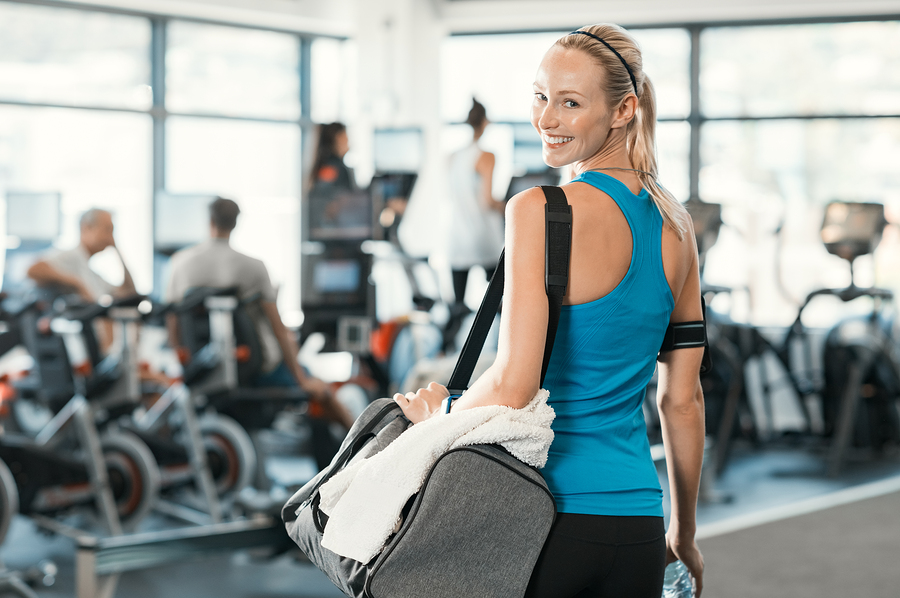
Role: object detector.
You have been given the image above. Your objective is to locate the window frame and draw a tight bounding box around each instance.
[0,0,346,309]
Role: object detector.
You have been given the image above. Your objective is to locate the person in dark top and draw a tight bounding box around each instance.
[309,122,369,237]
[311,122,354,191]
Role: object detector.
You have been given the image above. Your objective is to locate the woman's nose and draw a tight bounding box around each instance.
[537,104,558,130]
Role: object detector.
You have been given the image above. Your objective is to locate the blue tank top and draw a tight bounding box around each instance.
[542,171,674,517]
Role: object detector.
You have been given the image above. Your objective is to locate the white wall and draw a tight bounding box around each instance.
[439,0,900,32]
[56,0,356,36]
[353,0,448,258]
[56,0,900,34]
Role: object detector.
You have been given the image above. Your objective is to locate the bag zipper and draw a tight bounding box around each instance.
[297,401,404,511]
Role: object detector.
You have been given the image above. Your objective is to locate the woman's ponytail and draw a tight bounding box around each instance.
[559,24,690,241]
[627,76,689,240]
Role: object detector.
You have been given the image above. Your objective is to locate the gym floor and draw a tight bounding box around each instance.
[4,443,900,598]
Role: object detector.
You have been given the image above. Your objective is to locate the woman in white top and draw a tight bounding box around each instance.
[445,99,506,309]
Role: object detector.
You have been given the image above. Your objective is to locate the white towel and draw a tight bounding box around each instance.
[317,389,555,563]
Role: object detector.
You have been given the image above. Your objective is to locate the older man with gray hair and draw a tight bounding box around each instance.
[27,208,137,302]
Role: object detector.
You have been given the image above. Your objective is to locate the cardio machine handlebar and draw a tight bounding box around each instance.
[793,285,894,329]
[59,293,150,322]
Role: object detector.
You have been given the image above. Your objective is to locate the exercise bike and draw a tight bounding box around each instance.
[171,287,325,476]
[0,299,160,535]
[56,294,257,523]
[815,202,900,474]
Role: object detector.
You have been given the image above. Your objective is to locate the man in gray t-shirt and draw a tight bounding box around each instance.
[165,198,352,430]
[165,233,283,375]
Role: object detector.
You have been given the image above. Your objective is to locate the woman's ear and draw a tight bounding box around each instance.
[610,94,638,129]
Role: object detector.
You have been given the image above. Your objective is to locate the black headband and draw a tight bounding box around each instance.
[569,30,638,95]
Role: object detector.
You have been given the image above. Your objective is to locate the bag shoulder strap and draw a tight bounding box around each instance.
[540,185,571,384]
[447,185,572,394]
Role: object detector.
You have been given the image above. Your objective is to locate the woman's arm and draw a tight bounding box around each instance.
[656,230,706,595]
[112,244,138,297]
[395,187,548,420]
[657,350,705,596]
[474,151,504,214]
[451,187,547,410]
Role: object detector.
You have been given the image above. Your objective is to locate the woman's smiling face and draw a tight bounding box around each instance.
[531,45,615,169]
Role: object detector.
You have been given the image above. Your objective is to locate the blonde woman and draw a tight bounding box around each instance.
[397,24,705,597]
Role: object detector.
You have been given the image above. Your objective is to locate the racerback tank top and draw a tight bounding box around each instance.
[541,170,674,517]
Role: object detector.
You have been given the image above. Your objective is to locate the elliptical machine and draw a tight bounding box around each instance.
[815,201,900,475]
[703,200,899,476]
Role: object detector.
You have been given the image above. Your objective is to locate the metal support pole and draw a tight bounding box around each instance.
[109,309,142,402]
[174,387,223,523]
[151,17,167,293]
[71,397,123,536]
[133,383,179,433]
[34,396,78,448]
[206,296,240,389]
[688,25,703,201]
[76,539,119,598]
[827,351,875,477]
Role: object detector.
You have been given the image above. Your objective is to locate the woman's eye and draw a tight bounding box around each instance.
[564,100,579,108]
[534,93,547,102]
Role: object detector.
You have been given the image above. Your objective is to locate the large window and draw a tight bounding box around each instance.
[439,21,900,327]
[167,116,302,311]
[163,22,304,317]
[0,3,154,292]
[0,2,311,319]
[0,2,151,109]
[167,21,301,120]
[699,22,900,325]
[0,107,152,289]
[311,37,359,125]
[701,21,900,117]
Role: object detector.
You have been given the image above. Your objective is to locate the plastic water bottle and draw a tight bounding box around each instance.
[662,560,693,598]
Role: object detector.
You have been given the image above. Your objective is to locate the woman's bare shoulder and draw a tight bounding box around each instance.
[661,214,700,311]
[661,214,697,263]
[507,186,548,216]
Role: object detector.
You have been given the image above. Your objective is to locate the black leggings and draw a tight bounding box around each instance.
[525,513,666,598]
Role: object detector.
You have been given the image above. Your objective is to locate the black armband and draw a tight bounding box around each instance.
[659,297,712,375]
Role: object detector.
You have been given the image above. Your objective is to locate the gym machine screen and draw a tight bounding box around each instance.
[373,128,423,173]
[313,259,361,294]
[821,201,887,261]
[308,187,373,241]
[504,170,560,201]
[303,251,370,307]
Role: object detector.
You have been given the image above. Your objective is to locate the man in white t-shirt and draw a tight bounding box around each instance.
[165,198,353,432]
[27,208,136,302]
[27,209,137,351]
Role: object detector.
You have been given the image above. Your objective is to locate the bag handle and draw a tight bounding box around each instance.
[447,185,572,395]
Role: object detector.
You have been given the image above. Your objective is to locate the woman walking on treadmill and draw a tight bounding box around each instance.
[442,99,506,351]
[445,99,506,309]
[396,23,706,597]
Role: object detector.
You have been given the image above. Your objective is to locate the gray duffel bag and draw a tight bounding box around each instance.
[281,397,556,598]
[282,186,573,598]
